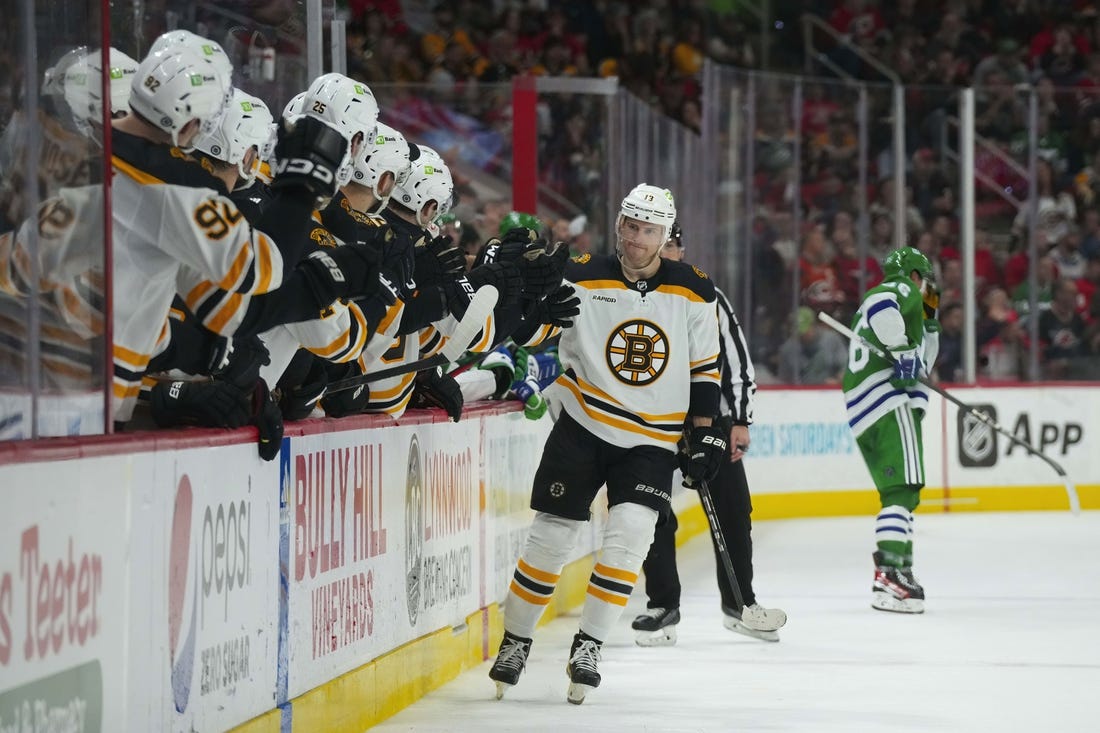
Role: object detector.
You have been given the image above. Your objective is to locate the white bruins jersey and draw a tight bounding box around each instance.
[350,298,495,419]
[547,254,721,451]
[109,132,283,421]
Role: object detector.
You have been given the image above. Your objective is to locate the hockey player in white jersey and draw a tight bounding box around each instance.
[489,184,727,704]
[107,42,385,423]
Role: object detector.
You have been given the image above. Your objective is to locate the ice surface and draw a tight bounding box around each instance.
[374,512,1100,732]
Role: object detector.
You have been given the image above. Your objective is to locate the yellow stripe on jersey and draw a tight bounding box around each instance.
[378,301,404,336]
[255,233,276,293]
[185,281,216,312]
[469,315,493,353]
[370,373,416,401]
[557,376,678,444]
[111,156,165,185]
[112,381,142,399]
[654,283,707,303]
[592,563,638,584]
[382,390,414,416]
[216,243,252,292]
[573,279,630,291]
[570,374,687,424]
[113,344,151,371]
[207,292,243,335]
[690,355,718,368]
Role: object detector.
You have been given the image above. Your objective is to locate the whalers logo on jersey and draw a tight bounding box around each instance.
[606,319,669,385]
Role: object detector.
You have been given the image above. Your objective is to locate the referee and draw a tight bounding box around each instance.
[631,222,787,644]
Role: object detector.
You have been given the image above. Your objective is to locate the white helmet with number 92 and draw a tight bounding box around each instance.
[129,46,231,150]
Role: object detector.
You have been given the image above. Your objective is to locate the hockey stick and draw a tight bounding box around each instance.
[326,285,500,394]
[698,479,786,632]
[818,310,1081,515]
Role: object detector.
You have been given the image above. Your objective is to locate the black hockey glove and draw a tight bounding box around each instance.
[319,363,371,417]
[414,234,467,287]
[252,379,284,461]
[150,379,252,429]
[211,335,271,390]
[518,240,569,299]
[410,367,464,422]
[526,283,580,328]
[270,115,348,199]
[441,261,523,316]
[277,356,328,421]
[297,241,383,308]
[679,424,729,487]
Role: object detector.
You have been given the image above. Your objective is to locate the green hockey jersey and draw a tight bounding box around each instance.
[841,277,935,436]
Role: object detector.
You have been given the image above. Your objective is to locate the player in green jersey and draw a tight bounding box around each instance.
[842,246,940,613]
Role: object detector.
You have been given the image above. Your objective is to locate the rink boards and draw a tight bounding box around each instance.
[0,386,1096,732]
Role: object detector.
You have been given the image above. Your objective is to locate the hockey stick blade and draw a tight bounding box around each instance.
[817,311,1081,515]
[327,285,500,394]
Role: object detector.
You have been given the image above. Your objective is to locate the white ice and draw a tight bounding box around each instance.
[374,512,1100,732]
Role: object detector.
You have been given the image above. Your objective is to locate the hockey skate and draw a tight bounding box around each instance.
[721,603,786,642]
[871,551,925,614]
[565,632,602,705]
[631,607,680,646]
[489,631,533,699]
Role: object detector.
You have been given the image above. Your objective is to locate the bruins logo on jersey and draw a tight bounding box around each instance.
[606,319,669,385]
[692,265,708,280]
[310,227,338,248]
[572,253,591,264]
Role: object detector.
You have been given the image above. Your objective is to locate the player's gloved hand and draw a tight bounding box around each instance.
[414,234,466,287]
[150,379,252,429]
[526,283,580,328]
[411,367,464,422]
[890,348,922,388]
[251,379,284,461]
[277,358,328,421]
[518,240,569,298]
[212,335,271,390]
[680,424,729,487]
[510,374,547,420]
[320,382,370,418]
[298,241,384,307]
[270,115,348,199]
[441,261,522,316]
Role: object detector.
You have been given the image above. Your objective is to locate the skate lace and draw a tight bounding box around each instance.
[641,607,668,620]
[495,638,528,673]
[570,639,601,674]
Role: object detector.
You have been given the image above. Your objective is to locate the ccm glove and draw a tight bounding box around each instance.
[527,283,580,328]
[890,348,922,388]
[679,424,729,487]
[442,261,523,316]
[150,380,252,429]
[271,115,348,199]
[297,241,383,307]
[414,234,466,287]
[411,367,464,422]
[518,240,569,298]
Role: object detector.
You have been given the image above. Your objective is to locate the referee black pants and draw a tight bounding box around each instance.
[641,454,756,611]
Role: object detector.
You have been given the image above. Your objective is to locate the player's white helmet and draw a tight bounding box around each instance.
[295,73,379,187]
[193,88,275,183]
[129,46,231,149]
[282,91,307,122]
[351,122,411,209]
[62,47,139,140]
[149,30,234,85]
[392,144,454,229]
[618,183,677,242]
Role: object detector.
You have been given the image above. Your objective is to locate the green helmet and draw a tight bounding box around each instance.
[499,211,542,236]
[883,246,934,285]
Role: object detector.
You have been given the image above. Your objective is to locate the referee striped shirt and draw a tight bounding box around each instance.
[715,287,756,425]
